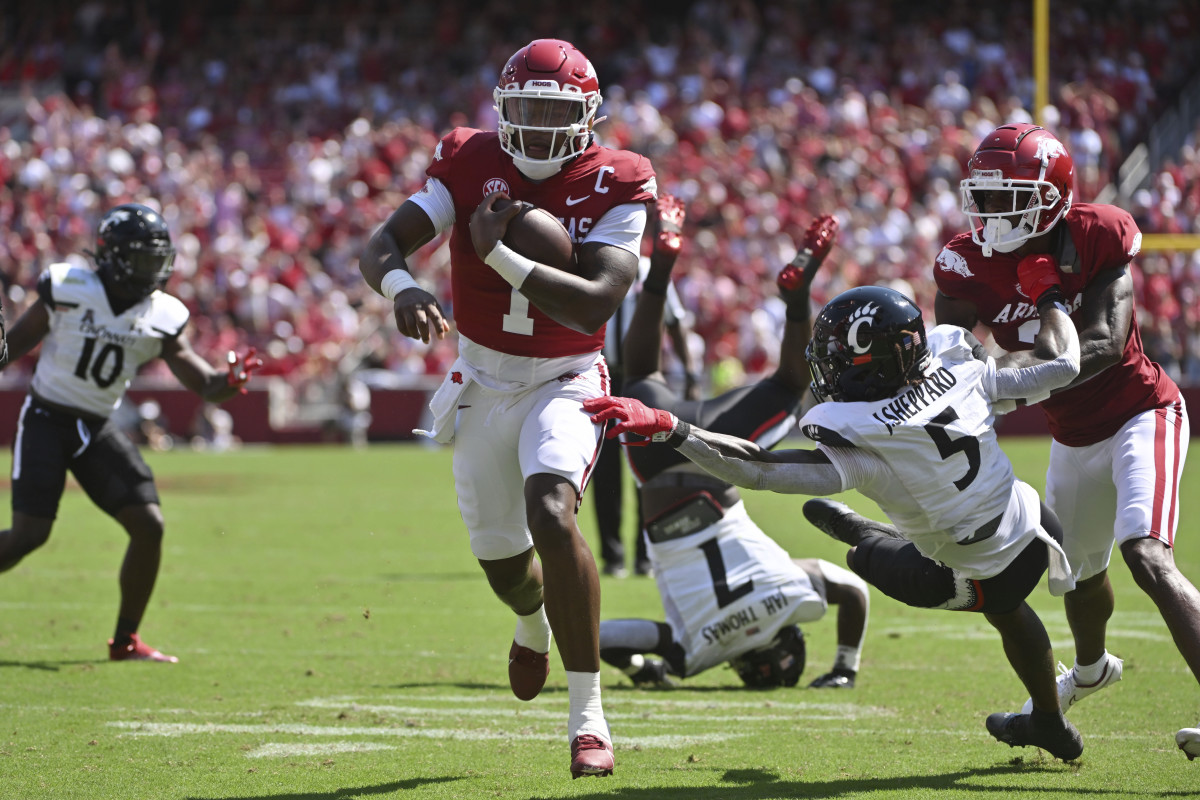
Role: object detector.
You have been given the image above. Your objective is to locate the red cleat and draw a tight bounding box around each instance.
[508,641,549,701]
[570,734,614,778]
[108,634,178,663]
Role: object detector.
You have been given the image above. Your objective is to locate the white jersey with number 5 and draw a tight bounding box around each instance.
[32,262,189,418]
[800,326,1035,578]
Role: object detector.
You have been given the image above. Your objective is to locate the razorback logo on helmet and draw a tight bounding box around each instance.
[483,178,510,197]
[641,177,658,197]
[1035,137,1068,164]
[936,248,974,278]
[433,141,444,161]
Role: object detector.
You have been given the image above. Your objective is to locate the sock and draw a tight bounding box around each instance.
[566,670,609,743]
[113,617,139,646]
[834,644,861,673]
[1073,651,1111,684]
[514,605,552,653]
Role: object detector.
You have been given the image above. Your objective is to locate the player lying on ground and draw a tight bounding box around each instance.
[598,204,869,690]
[586,263,1088,762]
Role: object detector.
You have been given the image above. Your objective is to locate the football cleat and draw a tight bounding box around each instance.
[808,668,856,689]
[629,658,678,689]
[108,634,178,663]
[1175,727,1200,760]
[986,711,1083,762]
[570,733,614,778]
[803,498,903,547]
[508,641,550,701]
[1020,654,1123,714]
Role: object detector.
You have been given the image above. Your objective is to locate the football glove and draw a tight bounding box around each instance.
[778,214,839,303]
[583,396,678,441]
[226,347,263,394]
[1017,254,1063,307]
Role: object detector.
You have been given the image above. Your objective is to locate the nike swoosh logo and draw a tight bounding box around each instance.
[565,195,589,206]
[457,405,472,409]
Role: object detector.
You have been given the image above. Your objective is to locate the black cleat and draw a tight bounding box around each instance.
[803,498,902,546]
[808,668,856,689]
[986,711,1083,762]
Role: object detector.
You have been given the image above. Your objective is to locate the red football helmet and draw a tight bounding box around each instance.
[960,123,1075,256]
[494,39,602,180]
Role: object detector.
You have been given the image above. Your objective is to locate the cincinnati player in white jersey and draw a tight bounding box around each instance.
[597,210,870,691]
[359,38,655,779]
[587,281,1089,762]
[936,124,1200,760]
[0,203,261,664]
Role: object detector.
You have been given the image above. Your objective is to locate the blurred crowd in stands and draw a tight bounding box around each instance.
[2,0,1200,404]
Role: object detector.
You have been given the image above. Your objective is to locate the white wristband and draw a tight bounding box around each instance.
[380,269,420,301]
[483,241,537,289]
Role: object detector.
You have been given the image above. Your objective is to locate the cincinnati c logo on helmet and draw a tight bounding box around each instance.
[846,301,879,354]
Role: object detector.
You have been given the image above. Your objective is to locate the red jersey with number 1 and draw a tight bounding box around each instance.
[425,127,657,358]
[934,203,1178,446]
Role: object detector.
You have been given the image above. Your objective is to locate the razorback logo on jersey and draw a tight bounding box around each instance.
[483,178,509,197]
[641,177,658,196]
[936,248,973,278]
[1129,231,1142,258]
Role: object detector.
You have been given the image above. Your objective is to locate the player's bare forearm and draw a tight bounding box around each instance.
[519,245,636,334]
[774,318,813,396]
[622,288,668,380]
[2,301,50,365]
[360,202,436,292]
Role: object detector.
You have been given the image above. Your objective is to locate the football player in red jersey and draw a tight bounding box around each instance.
[934,122,1200,759]
[359,38,656,778]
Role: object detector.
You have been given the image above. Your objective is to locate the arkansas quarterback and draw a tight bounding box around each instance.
[359,38,657,779]
[934,122,1200,760]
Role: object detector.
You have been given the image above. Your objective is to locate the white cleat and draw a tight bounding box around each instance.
[1176,728,1200,761]
[1021,654,1123,714]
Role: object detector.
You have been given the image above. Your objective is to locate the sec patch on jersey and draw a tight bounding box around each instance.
[495,198,576,272]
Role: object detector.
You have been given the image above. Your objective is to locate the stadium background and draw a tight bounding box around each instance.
[0,0,1198,444]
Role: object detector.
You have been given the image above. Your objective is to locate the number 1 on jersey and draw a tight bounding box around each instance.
[502,288,534,335]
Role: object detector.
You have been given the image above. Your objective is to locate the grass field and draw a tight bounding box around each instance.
[0,440,1197,799]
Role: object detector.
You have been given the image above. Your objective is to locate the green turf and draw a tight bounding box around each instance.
[0,440,1197,799]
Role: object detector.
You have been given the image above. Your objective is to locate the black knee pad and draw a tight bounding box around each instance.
[850,536,955,608]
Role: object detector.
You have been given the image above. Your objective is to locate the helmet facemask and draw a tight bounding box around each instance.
[104,240,176,300]
[961,171,1068,257]
[495,89,599,180]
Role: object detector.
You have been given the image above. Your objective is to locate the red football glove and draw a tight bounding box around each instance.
[226,347,263,394]
[778,214,839,297]
[583,396,678,441]
[654,194,686,256]
[1017,254,1062,306]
